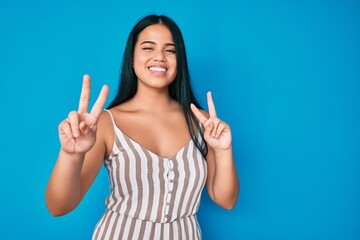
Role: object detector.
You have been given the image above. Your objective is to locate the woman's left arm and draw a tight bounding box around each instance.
[191,92,239,210]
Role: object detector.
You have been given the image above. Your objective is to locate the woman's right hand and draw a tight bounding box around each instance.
[58,74,109,155]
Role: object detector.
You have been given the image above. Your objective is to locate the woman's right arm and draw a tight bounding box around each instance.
[45,75,109,216]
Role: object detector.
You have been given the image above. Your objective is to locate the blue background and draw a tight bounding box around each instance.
[0,0,359,239]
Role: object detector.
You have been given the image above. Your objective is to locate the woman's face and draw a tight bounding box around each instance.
[133,23,177,90]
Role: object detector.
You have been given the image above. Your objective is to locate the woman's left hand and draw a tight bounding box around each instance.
[191,92,232,151]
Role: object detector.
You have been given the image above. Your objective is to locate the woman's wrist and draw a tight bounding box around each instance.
[59,148,86,162]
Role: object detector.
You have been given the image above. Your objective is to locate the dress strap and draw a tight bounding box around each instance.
[195,123,205,149]
[103,109,123,157]
[104,109,116,126]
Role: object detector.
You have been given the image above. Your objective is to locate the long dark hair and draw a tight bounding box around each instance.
[108,14,207,158]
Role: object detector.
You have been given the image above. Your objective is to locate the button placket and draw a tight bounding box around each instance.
[163,158,175,222]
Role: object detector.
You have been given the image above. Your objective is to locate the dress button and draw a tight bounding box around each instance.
[168,171,174,179]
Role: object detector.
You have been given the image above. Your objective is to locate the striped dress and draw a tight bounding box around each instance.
[92,110,207,240]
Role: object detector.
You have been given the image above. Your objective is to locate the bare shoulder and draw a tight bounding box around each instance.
[107,102,136,117]
[96,110,114,157]
[98,110,113,130]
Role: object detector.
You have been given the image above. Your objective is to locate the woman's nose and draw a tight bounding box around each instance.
[152,50,165,62]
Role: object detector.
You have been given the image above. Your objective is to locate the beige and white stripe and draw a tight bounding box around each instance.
[92,110,207,240]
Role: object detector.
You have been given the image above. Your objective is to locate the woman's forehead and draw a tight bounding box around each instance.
[137,24,174,44]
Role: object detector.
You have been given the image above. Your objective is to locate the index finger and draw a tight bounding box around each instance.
[190,103,208,124]
[90,84,109,120]
[207,91,217,119]
[78,74,91,113]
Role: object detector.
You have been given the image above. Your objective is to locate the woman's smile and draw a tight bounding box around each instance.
[148,66,168,76]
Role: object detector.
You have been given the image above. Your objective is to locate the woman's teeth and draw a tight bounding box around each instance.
[149,67,167,72]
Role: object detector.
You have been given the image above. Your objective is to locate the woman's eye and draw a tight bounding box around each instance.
[142,47,153,51]
[166,49,176,54]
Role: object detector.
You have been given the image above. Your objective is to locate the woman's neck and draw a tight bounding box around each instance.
[129,87,178,113]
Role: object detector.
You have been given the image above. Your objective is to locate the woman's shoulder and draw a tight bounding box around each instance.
[98,104,134,131]
[104,102,140,130]
[96,109,118,157]
[108,101,138,114]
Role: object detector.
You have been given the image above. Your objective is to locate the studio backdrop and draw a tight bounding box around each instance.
[0,0,359,239]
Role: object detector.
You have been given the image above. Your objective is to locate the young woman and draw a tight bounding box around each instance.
[46,15,239,239]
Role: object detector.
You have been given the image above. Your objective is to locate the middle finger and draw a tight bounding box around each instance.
[207,92,217,119]
[78,74,91,113]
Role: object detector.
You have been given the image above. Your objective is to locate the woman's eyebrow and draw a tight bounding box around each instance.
[140,40,175,46]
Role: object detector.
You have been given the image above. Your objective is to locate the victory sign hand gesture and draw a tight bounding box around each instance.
[191,92,232,151]
[58,75,109,155]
